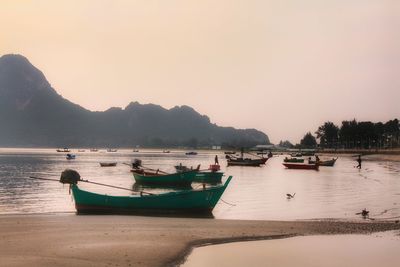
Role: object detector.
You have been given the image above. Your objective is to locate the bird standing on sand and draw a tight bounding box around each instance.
[286,193,296,199]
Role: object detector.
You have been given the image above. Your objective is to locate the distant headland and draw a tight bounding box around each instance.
[0,54,270,148]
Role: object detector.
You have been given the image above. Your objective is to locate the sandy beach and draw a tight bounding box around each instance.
[0,214,399,267]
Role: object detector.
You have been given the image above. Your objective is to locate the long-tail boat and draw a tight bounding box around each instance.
[131,169,198,186]
[71,176,232,214]
[175,164,223,183]
[57,148,70,152]
[309,158,337,167]
[283,157,304,163]
[66,154,76,160]
[99,162,117,167]
[283,163,319,170]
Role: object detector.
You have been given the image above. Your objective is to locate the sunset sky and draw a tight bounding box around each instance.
[1,0,399,143]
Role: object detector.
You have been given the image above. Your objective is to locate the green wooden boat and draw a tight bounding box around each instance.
[194,171,224,183]
[132,169,198,186]
[71,176,232,214]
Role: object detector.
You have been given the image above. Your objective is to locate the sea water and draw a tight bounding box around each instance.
[182,231,400,267]
[0,148,399,220]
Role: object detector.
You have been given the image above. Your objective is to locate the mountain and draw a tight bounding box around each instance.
[0,54,270,148]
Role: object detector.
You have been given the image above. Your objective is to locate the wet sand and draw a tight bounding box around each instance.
[0,214,399,267]
[183,231,400,267]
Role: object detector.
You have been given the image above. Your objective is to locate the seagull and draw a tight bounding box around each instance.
[286,193,296,199]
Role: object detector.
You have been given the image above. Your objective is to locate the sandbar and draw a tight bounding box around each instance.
[0,214,399,267]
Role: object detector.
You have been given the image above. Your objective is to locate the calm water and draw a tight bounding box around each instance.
[0,148,399,220]
[182,231,400,267]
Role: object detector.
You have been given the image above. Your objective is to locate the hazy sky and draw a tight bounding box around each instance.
[1,0,399,143]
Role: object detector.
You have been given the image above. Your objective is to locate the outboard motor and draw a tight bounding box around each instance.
[60,169,81,184]
[132,159,142,169]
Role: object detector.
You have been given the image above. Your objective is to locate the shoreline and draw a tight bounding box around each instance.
[1,214,399,267]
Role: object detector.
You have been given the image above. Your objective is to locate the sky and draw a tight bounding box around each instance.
[1,0,399,143]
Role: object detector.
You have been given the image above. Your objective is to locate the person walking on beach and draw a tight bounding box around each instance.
[215,155,219,165]
[356,155,362,169]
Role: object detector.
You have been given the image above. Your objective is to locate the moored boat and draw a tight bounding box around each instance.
[59,169,233,215]
[283,163,319,170]
[100,162,117,167]
[194,171,223,183]
[66,154,76,160]
[185,151,198,155]
[227,157,263,166]
[71,177,231,214]
[309,158,337,167]
[175,164,224,183]
[132,169,198,186]
[283,157,304,163]
[57,148,70,152]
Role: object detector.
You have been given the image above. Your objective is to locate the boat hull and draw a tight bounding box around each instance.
[100,162,117,167]
[309,159,337,167]
[284,158,304,163]
[283,163,319,170]
[71,176,232,214]
[194,172,223,183]
[227,159,263,166]
[132,170,197,186]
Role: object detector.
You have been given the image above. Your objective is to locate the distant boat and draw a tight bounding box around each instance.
[224,151,236,155]
[99,162,117,167]
[57,148,70,152]
[282,163,319,170]
[226,155,267,166]
[309,158,338,167]
[162,150,170,153]
[107,149,118,152]
[283,157,304,163]
[133,149,139,152]
[78,149,86,152]
[66,154,76,160]
[90,149,98,152]
[185,151,198,155]
[69,176,232,214]
[290,153,303,157]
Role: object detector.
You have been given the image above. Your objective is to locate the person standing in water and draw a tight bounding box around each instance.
[356,155,362,169]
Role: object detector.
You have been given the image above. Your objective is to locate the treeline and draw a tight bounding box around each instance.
[294,119,400,149]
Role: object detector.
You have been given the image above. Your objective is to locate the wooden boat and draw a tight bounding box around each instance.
[66,154,76,160]
[70,176,232,214]
[57,148,70,152]
[132,169,198,186]
[107,149,118,152]
[283,163,319,170]
[163,150,170,153]
[90,149,98,152]
[309,158,337,167]
[100,162,117,167]
[224,151,236,155]
[185,151,198,155]
[227,157,262,166]
[194,171,224,183]
[283,157,304,163]
[175,164,223,183]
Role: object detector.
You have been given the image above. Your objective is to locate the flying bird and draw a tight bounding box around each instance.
[286,193,296,199]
